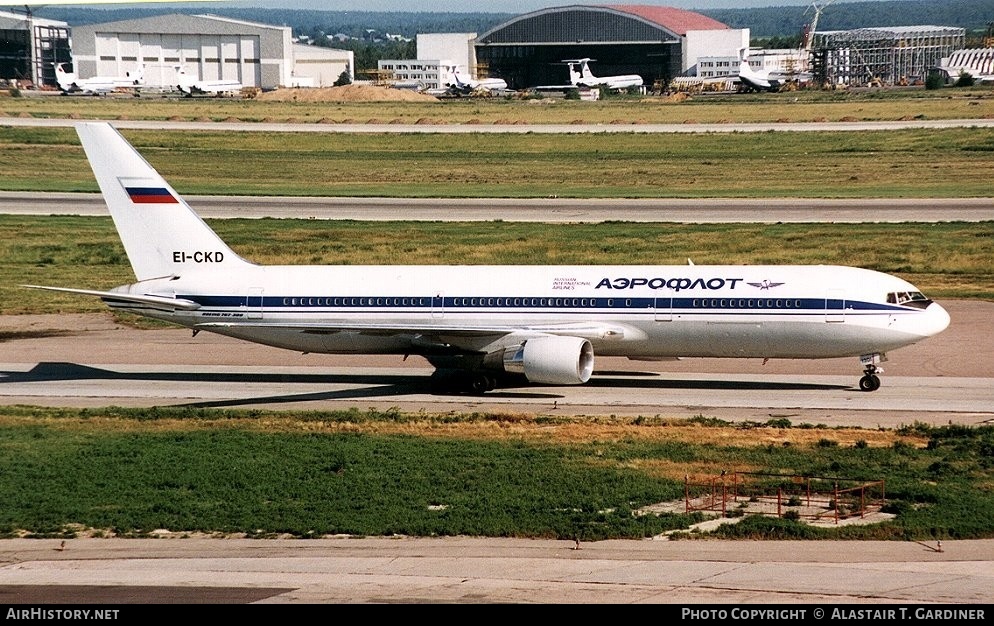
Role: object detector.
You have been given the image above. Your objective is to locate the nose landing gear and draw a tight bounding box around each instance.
[858,353,886,392]
[859,364,881,391]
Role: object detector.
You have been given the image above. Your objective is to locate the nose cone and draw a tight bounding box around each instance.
[921,301,951,338]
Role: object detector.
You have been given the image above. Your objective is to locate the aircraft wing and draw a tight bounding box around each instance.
[197,80,243,93]
[23,285,201,311]
[197,320,628,341]
[769,71,813,80]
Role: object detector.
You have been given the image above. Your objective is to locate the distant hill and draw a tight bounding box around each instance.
[31,1,994,43]
[700,0,994,38]
[30,7,513,40]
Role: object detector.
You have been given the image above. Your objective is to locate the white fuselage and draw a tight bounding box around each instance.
[55,63,142,95]
[567,61,643,90]
[114,264,949,361]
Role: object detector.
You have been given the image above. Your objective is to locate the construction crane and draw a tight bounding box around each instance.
[803,0,837,87]
[802,0,835,53]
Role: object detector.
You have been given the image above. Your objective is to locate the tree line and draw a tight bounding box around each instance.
[33,1,994,72]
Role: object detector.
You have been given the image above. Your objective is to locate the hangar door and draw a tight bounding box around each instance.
[91,33,262,89]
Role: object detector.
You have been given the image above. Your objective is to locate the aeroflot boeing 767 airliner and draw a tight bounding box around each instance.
[27,123,950,394]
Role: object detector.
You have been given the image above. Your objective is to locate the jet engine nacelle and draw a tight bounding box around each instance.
[502,335,594,385]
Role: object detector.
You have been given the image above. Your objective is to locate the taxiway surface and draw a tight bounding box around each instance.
[2,299,992,427]
[1,536,992,604]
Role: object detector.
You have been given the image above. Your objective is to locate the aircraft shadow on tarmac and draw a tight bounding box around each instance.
[587,373,850,392]
[2,362,850,409]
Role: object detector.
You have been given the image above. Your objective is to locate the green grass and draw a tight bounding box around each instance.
[4,216,992,314]
[4,126,994,198]
[0,408,990,541]
[3,85,994,125]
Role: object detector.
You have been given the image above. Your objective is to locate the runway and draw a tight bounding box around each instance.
[2,191,993,223]
[4,115,994,134]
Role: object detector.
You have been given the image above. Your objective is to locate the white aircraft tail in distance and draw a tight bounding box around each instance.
[736,58,781,92]
[174,65,244,97]
[735,55,814,93]
[441,63,508,96]
[564,58,643,90]
[26,123,951,395]
[54,62,144,95]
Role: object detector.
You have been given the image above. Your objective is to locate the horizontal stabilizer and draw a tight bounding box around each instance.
[22,285,201,311]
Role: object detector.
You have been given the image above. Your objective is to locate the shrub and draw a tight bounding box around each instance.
[955,71,975,88]
[925,70,945,90]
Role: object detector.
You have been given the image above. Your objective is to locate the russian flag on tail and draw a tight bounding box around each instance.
[125,186,178,204]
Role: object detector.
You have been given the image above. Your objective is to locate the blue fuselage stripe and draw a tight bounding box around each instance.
[178,295,910,314]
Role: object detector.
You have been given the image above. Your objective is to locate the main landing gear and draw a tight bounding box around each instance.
[858,353,886,392]
[429,369,500,395]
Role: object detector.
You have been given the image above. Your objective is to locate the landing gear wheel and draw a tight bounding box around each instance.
[469,373,497,395]
[859,374,881,392]
[858,362,882,392]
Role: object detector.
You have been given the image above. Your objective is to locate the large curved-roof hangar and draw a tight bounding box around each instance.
[475,4,737,90]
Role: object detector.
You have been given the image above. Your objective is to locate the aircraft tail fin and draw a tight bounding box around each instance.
[174,65,195,93]
[75,122,253,282]
[54,63,76,92]
[580,61,597,82]
[127,63,145,85]
[567,62,582,85]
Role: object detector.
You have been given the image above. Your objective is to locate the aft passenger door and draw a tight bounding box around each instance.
[246,287,264,319]
[654,296,672,321]
[825,289,845,323]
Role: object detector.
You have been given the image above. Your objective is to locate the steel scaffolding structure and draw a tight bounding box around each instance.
[811,25,965,87]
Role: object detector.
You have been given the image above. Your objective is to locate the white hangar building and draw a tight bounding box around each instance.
[70,13,353,91]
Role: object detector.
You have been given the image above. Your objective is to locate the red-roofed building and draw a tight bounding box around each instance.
[475,4,748,90]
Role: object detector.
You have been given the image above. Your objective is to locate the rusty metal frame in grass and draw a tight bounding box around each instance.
[684,472,886,524]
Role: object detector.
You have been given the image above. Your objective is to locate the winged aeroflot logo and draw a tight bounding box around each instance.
[748,280,785,290]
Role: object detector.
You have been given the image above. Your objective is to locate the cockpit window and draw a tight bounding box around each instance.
[887,291,932,309]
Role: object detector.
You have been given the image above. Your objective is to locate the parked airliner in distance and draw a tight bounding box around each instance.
[565,58,644,90]
[26,123,950,394]
[174,65,243,97]
[55,62,144,95]
[441,64,508,96]
[734,58,813,93]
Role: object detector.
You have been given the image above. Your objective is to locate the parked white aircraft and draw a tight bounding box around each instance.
[27,123,950,394]
[441,64,508,96]
[54,62,144,95]
[736,59,781,92]
[735,58,813,93]
[174,65,243,97]
[565,58,643,90]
